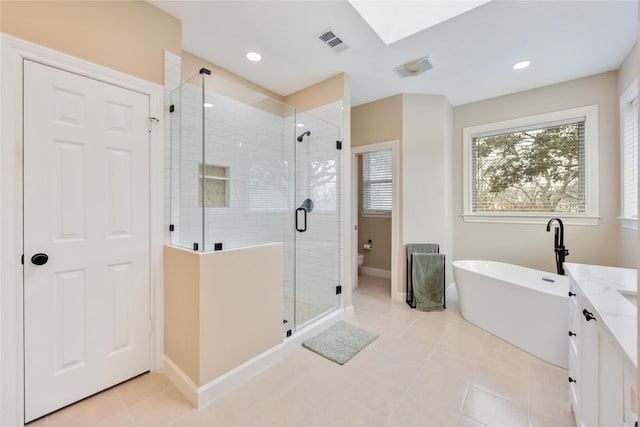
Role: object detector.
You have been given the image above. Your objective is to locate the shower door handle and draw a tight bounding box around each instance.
[295,207,307,232]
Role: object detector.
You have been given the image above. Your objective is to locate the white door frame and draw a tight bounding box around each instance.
[351,140,401,301]
[0,34,164,427]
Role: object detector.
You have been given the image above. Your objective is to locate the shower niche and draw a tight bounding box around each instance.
[166,68,342,341]
[198,163,229,208]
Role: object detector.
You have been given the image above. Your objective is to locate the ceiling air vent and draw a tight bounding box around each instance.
[394,56,433,78]
[317,29,349,53]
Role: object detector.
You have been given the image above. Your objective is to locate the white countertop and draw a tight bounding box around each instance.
[565,263,638,368]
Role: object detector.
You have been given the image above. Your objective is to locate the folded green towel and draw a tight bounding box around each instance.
[406,244,440,307]
[406,244,439,256]
[411,253,445,312]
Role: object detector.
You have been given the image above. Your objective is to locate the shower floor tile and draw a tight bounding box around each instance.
[282,296,332,333]
[27,274,575,427]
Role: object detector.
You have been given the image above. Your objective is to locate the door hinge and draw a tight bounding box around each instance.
[149,319,153,334]
[336,285,342,295]
[336,140,342,150]
[147,116,159,132]
[169,224,175,232]
[21,254,24,265]
[169,104,175,113]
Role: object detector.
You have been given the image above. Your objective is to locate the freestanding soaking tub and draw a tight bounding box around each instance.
[453,260,569,368]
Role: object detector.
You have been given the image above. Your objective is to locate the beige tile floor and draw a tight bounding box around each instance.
[28,275,575,427]
[283,297,331,333]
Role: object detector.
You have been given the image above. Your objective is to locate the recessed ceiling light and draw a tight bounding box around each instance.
[246,52,262,62]
[203,102,214,108]
[513,60,531,70]
[296,123,305,127]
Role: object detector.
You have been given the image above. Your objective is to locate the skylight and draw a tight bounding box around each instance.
[348,0,491,45]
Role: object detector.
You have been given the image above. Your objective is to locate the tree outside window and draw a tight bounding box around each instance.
[472,121,584,213]
[462,105,599,224]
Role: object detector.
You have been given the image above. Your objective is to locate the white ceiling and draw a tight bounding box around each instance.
[149,0,638,107]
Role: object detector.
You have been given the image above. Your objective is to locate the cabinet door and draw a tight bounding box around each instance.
[623,359,638,427]
[598,327,623,426]
[568,283,580,421]
[580,303,598,426]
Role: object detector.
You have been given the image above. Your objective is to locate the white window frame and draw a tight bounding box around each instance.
[462,105,600,225]
[619,79,638,230]
[361,149,393,218]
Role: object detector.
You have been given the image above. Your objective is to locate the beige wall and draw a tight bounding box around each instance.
[619,42,638,96]
[351,94,403,273]
[164,244,283,387]
[351,95,403,147]
[284,73,345,112]
[164,246,201,384]
[198,244,283,384]
[618,43,638,268]
[1,1,181,85]
[453,71,621,272]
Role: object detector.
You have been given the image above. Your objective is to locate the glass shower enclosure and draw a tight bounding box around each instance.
[169,69,341,335]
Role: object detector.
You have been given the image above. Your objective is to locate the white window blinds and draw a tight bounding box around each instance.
[363,149,392,212]
[622,96,638,218]
[471,118,585,213]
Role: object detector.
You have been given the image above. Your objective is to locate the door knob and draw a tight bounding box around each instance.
[31,253,48,266]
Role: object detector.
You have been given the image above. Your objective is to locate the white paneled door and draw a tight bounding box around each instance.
[23,60,151,422]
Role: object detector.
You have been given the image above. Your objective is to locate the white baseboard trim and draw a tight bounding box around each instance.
[392,290,406,302]
[163,356,200,407]
[359,266,391,279]
[344,305,355,319]
[164,308,346,409]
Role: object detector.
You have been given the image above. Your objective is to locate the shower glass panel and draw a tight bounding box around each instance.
[169,73,205,251]
[292,112,341,330]
[169,71,341,337]
[170,73,295,252]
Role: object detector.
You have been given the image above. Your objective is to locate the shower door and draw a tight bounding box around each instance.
[292,112,341,331]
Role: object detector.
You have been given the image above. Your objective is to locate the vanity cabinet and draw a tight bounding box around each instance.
[567,265,637,427]
[623,358,638,427]
[568,284,580,415]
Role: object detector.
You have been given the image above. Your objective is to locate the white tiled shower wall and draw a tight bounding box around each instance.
[164,52,344,324]
[171,82,288,250]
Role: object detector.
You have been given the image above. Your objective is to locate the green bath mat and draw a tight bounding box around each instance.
[302,321,379,365]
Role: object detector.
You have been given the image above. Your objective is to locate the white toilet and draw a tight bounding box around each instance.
[357,253,364,268]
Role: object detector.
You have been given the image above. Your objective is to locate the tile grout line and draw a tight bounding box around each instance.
[460,331,489,425]
[113,384,138,427]
[385,315,450,422]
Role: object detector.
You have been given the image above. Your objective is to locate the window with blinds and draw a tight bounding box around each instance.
[621,86,638,220]
[363,149,392,213]
[471,119,585,213]
[462,105,598,223]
